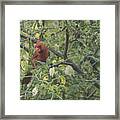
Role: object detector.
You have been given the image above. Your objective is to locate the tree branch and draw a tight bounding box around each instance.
[48,47,63,58]
[20,43,63,58]
[49,59,83,74]
[64,21,69,59]
[65,59,83,74]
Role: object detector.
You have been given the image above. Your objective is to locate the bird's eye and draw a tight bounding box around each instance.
[35,45,41,49]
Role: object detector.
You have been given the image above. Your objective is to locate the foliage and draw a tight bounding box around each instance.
[20,20,100,100]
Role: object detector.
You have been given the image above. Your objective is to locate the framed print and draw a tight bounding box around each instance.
[0,0,120,119]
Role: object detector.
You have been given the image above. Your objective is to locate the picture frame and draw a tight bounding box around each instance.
[0,0,119,119]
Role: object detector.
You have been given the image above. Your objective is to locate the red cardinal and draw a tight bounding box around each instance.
[32,39,48,67]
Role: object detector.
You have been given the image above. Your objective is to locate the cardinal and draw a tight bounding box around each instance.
[32,38,48,67]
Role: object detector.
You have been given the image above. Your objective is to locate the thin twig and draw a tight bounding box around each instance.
[56,26,66,34]
[86,89,96,99]
[85,80,99,82]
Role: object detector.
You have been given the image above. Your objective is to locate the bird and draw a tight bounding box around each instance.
[31,38,49,67]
